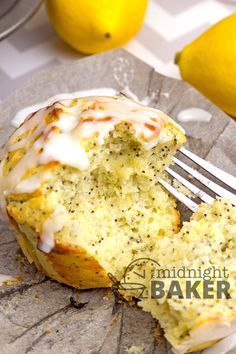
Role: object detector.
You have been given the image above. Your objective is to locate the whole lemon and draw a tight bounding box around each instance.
[175,13,236,118]
[46,0,148,54]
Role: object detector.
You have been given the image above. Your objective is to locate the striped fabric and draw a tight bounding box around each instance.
[0,0,235,101]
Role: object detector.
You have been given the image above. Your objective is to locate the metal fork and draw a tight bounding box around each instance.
[159,147,236,212]
[118,91,236,211]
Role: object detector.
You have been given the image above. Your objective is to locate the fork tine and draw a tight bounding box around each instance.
[179,147,236,190]
[158,178,199,212]
[173,157,236,206]
[166,167,214,205]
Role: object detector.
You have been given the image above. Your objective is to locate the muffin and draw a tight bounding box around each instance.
[0,96,185,289]
[122,199,236,353]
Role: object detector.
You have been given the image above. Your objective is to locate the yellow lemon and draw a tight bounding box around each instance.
[175,13,236,118]
[46,0,147,54]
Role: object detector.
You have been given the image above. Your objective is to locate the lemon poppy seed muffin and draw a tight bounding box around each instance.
[122,199,236,353]
[0,95,185,289]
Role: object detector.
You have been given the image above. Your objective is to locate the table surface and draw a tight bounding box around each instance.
[0,0,235,102]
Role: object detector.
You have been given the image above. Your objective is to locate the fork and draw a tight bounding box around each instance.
[159,147,236,212]
[118,91,236,211]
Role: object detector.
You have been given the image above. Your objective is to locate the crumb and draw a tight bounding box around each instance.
[34,292,40,300]
[128,344,145,354]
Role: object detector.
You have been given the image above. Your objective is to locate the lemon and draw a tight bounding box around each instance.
[46,0,147,54]
[175,13,236,118]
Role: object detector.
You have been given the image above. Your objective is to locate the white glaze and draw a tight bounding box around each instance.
[173,319,236,354]
[38,205,67,253]
[1,94,184,254]
[14,171,52,194]
[140,92,159,106]
[1,95,184,198]
[38,133,89,170]
[161,92,170,98]
[120,86,139,101]
[177,107,212,123]
[11,88,117,128]
[0,274,21,286]
[202,332,236,354]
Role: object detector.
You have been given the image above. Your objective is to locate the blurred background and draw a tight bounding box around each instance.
[0,0,235,103]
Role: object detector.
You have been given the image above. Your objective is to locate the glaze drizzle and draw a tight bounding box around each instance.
[0,95,184,253]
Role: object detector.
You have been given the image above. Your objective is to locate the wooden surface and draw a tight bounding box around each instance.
[0,49,235,354]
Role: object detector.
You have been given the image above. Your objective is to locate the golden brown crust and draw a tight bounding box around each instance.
[48,242,111,288]
[6,179,180,290]
[14,205,180,289]
[1,96,185,290]
[16,225,111,289]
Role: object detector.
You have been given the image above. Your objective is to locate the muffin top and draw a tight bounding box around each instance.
[0,96,184,200]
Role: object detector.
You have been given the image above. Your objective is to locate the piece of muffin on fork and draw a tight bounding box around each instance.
[121,198,236,353]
